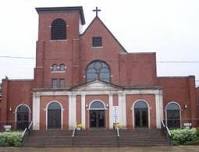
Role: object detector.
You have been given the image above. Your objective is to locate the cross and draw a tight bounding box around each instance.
[93,7,101,17]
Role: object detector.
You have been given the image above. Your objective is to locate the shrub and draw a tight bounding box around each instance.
[195,127,199,137]
[0,132,22,147]
[171,128,197,145]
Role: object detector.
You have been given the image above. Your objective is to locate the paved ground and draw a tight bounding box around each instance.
[0,146,199,152]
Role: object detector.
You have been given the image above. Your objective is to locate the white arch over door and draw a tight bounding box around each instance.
[88,100,107,110]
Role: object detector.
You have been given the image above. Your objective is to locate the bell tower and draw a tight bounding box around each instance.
[34,7,85,88]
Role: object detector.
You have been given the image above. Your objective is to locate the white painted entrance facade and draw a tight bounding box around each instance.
[32,80,163,130]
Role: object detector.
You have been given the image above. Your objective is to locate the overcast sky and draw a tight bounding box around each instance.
[0,0,199,86]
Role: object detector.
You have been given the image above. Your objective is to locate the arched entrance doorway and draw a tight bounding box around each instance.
[89,101,106,128]
[47,102,61,129]
[16,105,30,130]
[166,102,181,128]
[134,101,148,128]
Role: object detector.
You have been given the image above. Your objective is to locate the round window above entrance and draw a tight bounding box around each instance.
[89,101,105,110]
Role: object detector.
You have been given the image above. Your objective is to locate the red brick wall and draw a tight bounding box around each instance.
[0,79,9,123]
[6,80,33,124]
[197,87,199,105]
[158,76,198,126]
[119,53,157,86]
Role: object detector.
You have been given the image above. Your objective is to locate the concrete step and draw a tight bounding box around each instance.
[23,128,170,147]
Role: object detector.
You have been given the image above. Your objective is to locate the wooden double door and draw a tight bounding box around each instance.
[90,110,105,128]
[135,108,148,128]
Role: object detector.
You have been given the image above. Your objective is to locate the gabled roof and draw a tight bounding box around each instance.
[36,6,85,25]
[81,16,127,53]
[70,79,124,91]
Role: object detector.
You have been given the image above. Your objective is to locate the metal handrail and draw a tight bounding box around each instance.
[22,128,27,138]
[22,121,33,140]
[166,126,171,137]
[72,128,76,137]
[161,120,172,145]
[161,121,171,136]
[28,121,33,130]
[116,127,120,137]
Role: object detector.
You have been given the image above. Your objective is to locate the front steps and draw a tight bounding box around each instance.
[73,129,118,147]
[23,130,73,147]
[23,128,169,147]
[119,128,169,146]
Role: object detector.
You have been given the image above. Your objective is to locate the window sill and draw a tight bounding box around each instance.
[91,46,103,49]
[50,40,67,42]
[51,71,65,73]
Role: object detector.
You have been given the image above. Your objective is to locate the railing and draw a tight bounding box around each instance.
[161,120,172,145]
[115,127,120,147]
[116,127,120,137]
[72,127,76,137]
[22,121,33,142]
[71,127,76,146]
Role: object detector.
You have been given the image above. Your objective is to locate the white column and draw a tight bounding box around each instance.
[81,94,86,129]
[155,90,163,128]
[159,90,164,124]
[32,93,40,130]
[69,94,76,129]
[118,93,126,128]
[109,94,113,129]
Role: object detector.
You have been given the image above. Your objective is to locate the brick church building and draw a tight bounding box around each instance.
[0,6,199,131]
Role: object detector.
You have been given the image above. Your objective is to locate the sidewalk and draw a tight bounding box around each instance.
[0,146,199,152]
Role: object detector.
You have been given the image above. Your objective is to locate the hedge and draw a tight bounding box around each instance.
[0,132,22,147]
[170,128,199,145]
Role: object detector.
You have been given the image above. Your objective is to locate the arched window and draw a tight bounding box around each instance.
[166,102,181,128]
[16,105,30,130]
[86,61,110,82]
[51,64,58,71]
[60,64,65,71]
[90,101,105,110]
[51,19,66,40]
[134,101,148,109]
[51,64,65,72]
[134,101,148,128]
